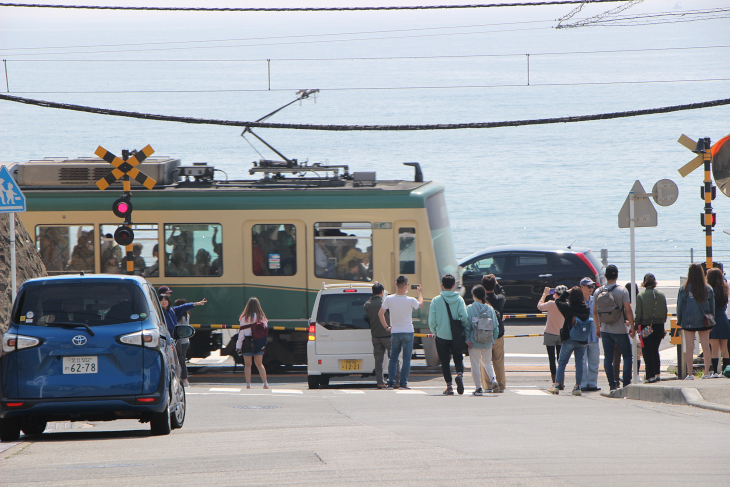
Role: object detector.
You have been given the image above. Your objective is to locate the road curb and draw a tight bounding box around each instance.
[601,384,730,413]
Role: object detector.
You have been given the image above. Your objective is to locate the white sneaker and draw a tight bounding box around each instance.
[702,373,713,379]
[713,373,723,378]
[684,375,695,380]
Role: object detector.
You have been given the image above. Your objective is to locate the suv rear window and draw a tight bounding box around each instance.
[13,281,150,327]
[316,293,372,330]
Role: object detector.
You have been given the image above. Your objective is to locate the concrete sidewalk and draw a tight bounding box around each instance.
[603,376,730,413]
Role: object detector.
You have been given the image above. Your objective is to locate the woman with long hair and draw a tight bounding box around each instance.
[235,297,269,389]
[159,293,206,387]
[634,273,668,383]
[537,285,567,385]
[706,268,730,377]
[676,263,715,379]
[174,298,194,387]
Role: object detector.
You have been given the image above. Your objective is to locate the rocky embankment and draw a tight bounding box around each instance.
[1,213,47,330]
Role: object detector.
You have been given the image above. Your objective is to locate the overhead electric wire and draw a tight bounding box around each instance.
[4,44,729,62]
[8,77,730,94]
[0,1,635,13]
[1,93,728,131]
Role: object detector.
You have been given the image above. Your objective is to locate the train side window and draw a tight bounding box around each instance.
[314,222,372,281]
[36,225,94,274]
[399,227,416,275]
[164,224,222,277]
[252,224,297,276]
[100,224,159,276]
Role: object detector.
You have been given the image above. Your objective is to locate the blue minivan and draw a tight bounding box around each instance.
[0,274,192,441]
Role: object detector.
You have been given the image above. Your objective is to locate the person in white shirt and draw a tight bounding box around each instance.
[379,275,423,389]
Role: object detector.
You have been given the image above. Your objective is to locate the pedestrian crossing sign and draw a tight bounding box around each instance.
[0,166,25,213]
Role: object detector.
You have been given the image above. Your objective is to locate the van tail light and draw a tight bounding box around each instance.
[308,322,316,341]
[118,329,160,349]
[343,289,357,293]
[136,397,156,403]
[2,334,41,354]
[575,252,599,283]
[5,402,25,408]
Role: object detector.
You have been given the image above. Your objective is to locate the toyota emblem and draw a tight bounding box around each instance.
[72,335,87,346]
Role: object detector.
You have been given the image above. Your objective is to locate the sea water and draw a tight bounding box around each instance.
[0,1,729,281]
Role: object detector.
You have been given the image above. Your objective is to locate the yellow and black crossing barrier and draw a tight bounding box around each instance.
[95,145,157,191]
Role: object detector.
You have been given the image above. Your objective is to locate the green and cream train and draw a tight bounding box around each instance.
[5,156,459,366]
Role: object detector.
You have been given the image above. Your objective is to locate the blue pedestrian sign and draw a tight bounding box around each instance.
[0,166,26,213]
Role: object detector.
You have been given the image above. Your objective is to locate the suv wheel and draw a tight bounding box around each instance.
[170,381,186,430]
[0,418,21,442]
[150,404,172,436]
[20,419,47,436]
[307,375,320,390]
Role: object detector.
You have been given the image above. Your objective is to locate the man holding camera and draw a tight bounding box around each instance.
[379,275,423,390]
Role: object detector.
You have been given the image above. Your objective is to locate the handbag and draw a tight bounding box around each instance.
[445,301,467,354]
[693,295,715,328]
[241,321,269,340]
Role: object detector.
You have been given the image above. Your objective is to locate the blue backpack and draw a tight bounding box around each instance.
[570,316,593,342]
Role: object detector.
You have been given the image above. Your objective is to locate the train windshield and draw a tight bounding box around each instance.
[425,191,458,277]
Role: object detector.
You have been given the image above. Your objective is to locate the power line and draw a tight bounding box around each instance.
[7,78,730,94]
[1,92,728,131]
[0,1,633,13]
[4,44,729,62]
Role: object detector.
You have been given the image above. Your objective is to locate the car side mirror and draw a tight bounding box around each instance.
[173,324,195,340]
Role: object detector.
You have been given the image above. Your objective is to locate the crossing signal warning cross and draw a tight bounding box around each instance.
[95,145,157,191]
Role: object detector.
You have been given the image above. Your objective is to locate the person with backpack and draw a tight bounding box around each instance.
[593,264,635,391]
[706,268,730,378]
[676,263,715,380]
[481,274,507,392]
[634,273,668,383]
[547,287,592,395]
[537,285,567,385]
[235,297,270,389]
[466,285,500,395]
[428,274,469,395]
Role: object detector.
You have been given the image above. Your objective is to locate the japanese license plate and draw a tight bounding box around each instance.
[340,359,361,371]
[62,356,98,374]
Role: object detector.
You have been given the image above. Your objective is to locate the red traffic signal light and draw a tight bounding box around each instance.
[114,225,134,246]
[112,196,133,220]
[700,213,717,227]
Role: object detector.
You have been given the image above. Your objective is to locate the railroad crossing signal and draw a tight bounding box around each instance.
[677,134,716,269]
[95,145,156,191]
[95,145,156,275]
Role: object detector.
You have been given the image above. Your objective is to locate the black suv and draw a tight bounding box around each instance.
[459,245,605,313]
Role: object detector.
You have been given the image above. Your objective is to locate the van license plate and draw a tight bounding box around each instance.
[62,356,98,374]
[340,360,361,371]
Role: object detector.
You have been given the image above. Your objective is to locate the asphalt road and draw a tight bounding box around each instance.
[3,363,728,486]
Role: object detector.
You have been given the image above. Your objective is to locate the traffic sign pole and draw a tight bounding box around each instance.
[629,192,638,382]
[10,213,16,301]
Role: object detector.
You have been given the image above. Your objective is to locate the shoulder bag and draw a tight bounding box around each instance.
[445,301,467,354]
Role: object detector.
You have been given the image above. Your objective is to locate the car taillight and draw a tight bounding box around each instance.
[136,397,156,403]
[2,334,41,354]
[343,289,357,293]
[118,329,160,349]
[576,252,599,282]
[308,322,316,341]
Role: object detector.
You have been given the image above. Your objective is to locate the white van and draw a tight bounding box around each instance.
[307,283,390,389]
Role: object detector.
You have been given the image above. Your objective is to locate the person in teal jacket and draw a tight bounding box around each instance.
[428,274,469,395]
[466,285,500,395]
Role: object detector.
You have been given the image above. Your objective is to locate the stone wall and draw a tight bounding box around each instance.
[1,213,47,330]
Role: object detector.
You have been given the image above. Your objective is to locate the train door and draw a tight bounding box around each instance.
[242,220,308,331]
[394,222,419,287]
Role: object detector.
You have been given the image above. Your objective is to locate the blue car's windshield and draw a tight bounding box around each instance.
[13,281,150,327]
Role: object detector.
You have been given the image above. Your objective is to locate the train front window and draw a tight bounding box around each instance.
[36,225,95,275]
[399,227,416,275]
[425,191,458,277]
[100,224,159,276]
[314,222,372,281]
[252,224,297,276]
[164,224,222,277]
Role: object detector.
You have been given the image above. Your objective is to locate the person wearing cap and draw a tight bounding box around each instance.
[593,264,635,391]
[158,285,173,297]
[580,277,601,392]
[537,285,567,385]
